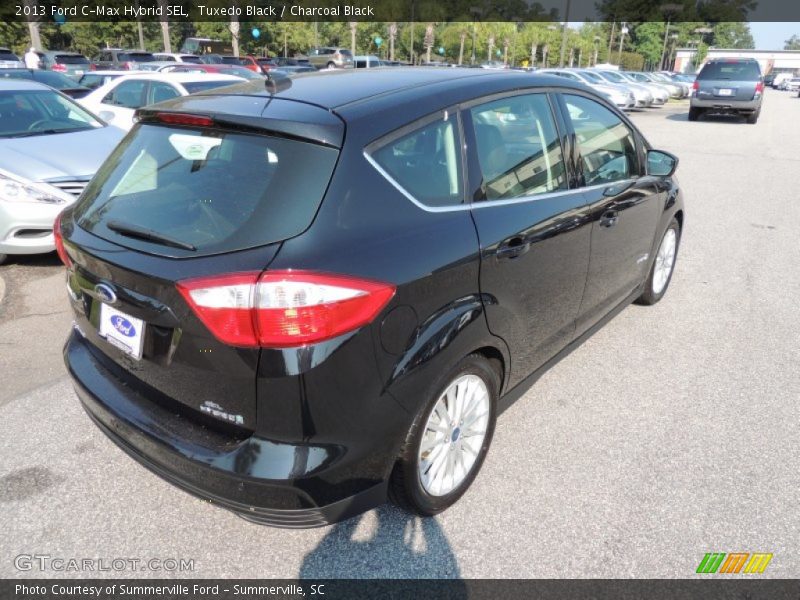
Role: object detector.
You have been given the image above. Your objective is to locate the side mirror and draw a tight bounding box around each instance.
[98,110,115,122]
[647,149,678,177]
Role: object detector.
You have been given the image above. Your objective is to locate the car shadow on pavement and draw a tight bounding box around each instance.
[1,252,61,268]
[666,112,748,124]
[300,504,464,580]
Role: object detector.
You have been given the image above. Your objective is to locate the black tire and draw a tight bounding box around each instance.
[688,107,701,121]
[389,354,499,516]
[746,109,760,124]
[0,253,7,266]
[326,61,336,69]
[637,217,681,306]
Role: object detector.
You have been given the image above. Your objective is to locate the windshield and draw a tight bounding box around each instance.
[698,62,761,81]
[599,71,625,83]
[181,80,241,93]
[220,66,261,80]
[0,89,102,138]
[74,123,339,256]
[55,55,89,64]
[578,70,604,83]
[180,55,202,64]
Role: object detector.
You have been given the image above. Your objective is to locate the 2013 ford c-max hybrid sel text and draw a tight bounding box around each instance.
[59,69,684,527]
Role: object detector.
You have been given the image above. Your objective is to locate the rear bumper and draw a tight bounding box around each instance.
[691,96,761,112]
[64,330,388,527]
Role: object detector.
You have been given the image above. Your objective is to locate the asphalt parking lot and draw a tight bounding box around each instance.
[1,90,799,579]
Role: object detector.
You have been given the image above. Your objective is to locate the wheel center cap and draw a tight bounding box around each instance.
[451,427,461,442]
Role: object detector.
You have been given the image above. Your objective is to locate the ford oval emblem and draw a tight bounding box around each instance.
[110,315,136,337]
[94,283,117,304]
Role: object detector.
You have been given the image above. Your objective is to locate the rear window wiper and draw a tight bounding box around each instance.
[106,220,197,251]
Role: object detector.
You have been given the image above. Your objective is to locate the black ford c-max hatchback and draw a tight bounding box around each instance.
[59,69,684,527]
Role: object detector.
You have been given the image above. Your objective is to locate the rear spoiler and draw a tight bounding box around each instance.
[135,93,344,148]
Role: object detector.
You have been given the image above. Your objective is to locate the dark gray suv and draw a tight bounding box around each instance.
[689,58,763,124]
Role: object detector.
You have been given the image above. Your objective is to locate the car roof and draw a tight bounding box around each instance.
[0,79,52,91]
[139,68,595,149]
[213,68,579,110]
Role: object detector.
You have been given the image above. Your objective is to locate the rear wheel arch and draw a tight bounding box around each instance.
[673,209,684,231]
[472,345,506,394]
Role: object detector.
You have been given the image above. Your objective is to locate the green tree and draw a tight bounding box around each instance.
[784,35,800,50]
[711,22,754,49]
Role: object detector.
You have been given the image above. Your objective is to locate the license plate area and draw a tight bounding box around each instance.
[99,303,145,360]
[717,88,734,96]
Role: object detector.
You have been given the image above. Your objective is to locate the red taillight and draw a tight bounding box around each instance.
[755,81,764,94]
[51,63,67,72]
[122,61,135,70]
[53,213,72,268]
[90,63,97,71]
[692,80,699,91]
[156,112,214,127]
[177,271,396,348]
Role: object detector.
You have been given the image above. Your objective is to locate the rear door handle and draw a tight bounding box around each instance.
[496,237,530,260]
[599,210,619,228]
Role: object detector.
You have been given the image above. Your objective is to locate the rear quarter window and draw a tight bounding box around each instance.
[370,112,463,208]
[73,124,339,257]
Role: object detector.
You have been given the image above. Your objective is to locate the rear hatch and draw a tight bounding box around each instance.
[54,54,90,76]
[696,61,762,102]
[62,95,343,432]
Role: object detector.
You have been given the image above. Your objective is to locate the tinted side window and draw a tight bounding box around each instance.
[148,81,180,104]
[103,80,147,108]
[469,94,567,200]
[563,94,639,186]
[372,113,462,208]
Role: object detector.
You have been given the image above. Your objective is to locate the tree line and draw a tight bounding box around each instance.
[0,20,784,70]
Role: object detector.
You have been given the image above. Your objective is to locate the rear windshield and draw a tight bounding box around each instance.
[698,62,761,81]
[0,52,20,61]
[74,124,339,256]
[180,55,203,64]
[181,80,240,93]
[221,56,248,65]
[33,71,83,89]
[339,49,353,56]
[56,54,89,64]
[120,52,155,62]
[79,73,119,89]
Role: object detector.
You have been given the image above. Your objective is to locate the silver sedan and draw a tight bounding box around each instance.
[0,80,123,264]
